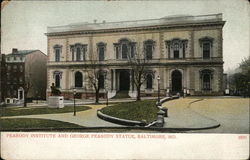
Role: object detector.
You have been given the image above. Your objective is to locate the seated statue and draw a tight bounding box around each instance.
[50,83,61,96]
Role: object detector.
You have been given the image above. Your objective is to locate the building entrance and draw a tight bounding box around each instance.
[119,70,130,91]
[171,70,182,93]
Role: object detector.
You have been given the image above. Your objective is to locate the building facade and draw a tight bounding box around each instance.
[0,54,7,103]
[4,49,47,104]
[46,13,225,99]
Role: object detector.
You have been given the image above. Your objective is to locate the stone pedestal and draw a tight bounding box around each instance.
[48,96,64,108]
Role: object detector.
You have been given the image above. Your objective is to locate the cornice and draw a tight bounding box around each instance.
[46,21,225,37]
[47,61,224,68]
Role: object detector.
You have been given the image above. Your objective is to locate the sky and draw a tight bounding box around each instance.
[1,0,249,71]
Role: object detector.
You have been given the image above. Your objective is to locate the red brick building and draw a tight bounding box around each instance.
[4,49,47,104]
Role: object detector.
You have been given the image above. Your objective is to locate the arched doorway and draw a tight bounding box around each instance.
[75,71,83,87]
[171,70,182,93]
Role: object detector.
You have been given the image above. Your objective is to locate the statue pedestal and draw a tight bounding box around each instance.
[48,96,64,108]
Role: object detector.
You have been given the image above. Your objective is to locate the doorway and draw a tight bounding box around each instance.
[172,70,182,93]
[119,70,130,91]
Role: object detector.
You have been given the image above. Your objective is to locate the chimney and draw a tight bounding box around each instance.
[12,48,18,54]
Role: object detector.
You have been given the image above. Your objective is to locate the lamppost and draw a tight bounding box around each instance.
[36,90,38,104]
[157,75,160,105]
[104,72,108,107]
[73,88,76,116]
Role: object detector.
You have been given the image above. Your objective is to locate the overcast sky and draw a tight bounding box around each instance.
[1,0,249,71]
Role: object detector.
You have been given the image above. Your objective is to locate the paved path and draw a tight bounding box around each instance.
[2,97,249,133]
[3,104,121,127]
[162,98,220,129]
[186,97,249,133]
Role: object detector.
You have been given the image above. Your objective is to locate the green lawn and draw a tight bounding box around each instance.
[101,100,159,123]
[0,106,91,117]
[0,118,84,130]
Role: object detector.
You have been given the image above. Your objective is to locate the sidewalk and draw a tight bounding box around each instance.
[162,98,220,130]
[2,97,221,130]
[4,97,158,108]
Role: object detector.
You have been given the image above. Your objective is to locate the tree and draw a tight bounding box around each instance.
[127,43,151,101]
[86,55,108,103]
[23,73,32,107]
[229,57,250,97]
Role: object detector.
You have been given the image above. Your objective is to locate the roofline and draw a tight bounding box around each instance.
[45,20,226,37]
[5,50,47,56]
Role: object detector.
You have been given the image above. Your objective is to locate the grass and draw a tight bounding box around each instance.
[0,118,84,130]
[0,106,91,117]
[101,100,159,123]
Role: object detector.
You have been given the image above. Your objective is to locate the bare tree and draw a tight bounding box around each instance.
[86,55,108,103]
[128,42,151,101]
[23,73,33,107]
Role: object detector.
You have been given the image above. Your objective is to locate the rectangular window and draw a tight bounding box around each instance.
[76,47,81,61]
[55,48,60,62]
[122,44,128,59]
[99,47,105,61]
[130,45,134,58]
[116,46,119,59]
[203,43,210,59]
[174,51,179,59]
[146,45,153,59]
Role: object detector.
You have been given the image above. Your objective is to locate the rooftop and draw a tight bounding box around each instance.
[6,49,39,56]
[47,13,224,34]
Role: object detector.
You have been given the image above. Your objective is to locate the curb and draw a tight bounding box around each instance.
[97,110,146,126]
[0,124,220,132]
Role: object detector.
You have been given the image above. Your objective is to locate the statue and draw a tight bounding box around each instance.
[50,83,61,96]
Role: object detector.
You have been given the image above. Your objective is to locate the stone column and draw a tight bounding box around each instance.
[111,69,113,91]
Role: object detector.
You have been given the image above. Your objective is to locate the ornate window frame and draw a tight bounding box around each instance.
[97,42,107,61]
[143,39,155,60]
[53,44,62,62]
[199,36,214,59]
[165,38,188,59]
[70,43,88,61]
[113,38,136,60]
[199,69,214,91]
[53,71,62,88]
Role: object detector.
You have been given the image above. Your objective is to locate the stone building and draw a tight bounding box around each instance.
[46,13,225,99]
[0,54,7,103]
[4,49,47,104]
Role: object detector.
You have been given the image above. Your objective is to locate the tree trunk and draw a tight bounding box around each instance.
[24,92,27,107]
[136,85,141,101]
[95,89,99,104]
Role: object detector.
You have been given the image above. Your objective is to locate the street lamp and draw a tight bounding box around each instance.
[73,88,76,116]
[36,90,38,104]
[157,75,160,105]
[104,73,108,107]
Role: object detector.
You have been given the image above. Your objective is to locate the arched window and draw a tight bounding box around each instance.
[98,74,105,89]
[75,71,83,87]
[55,74,60,88]
[146,74,153,89]
[200,69,213,90]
